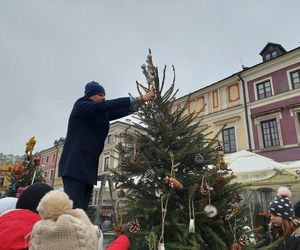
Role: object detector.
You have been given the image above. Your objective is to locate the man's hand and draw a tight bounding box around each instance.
[137,88,155,102]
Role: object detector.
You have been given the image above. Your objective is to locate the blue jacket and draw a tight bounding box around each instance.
[58,96,132,185]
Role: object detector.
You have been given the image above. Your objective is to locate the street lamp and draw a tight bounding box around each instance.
[52,139,62,188]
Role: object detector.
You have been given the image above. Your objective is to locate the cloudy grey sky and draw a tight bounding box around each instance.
[1,0,300,155]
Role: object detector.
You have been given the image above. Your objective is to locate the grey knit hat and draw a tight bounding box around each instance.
[268,186,294,220]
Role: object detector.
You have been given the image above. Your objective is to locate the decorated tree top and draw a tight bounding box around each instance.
[5,136,46,197]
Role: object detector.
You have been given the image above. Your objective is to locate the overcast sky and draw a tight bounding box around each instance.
[1,0,300,155]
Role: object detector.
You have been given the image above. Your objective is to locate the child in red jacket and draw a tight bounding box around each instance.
[106,234,130,250]
[0,183,53,250]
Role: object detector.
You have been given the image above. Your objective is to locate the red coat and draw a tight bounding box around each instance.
[0,209,40,250]
[106,235,130,250]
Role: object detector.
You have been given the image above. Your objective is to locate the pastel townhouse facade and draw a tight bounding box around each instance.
[172,73,250,155]
[173,43,300,164]
[38,137,64,188]
[172,43,300,232]
[241,43,300,163]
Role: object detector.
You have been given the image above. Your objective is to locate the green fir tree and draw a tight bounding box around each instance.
[113,51,253,250]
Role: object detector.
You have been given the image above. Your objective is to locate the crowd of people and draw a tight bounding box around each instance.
[0,183,130,250]
[2,183,300,249]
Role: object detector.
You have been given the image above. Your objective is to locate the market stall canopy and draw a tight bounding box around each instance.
[226,150,284,183]
[286,160,300,168]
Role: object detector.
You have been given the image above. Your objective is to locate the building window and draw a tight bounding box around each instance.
[293,111,300,144]
[290,70,300,89]
[46,156,49,163]
[256,81,272,100]
[107,135,113,144]
[104,156,110,171]
[50,169,54,180]
[52,154,55,162]
[0,177,5,186]
[261,119,280,147]
[265,50,277,61]
[222,127,236,153]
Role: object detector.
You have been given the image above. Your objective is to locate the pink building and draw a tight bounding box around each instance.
[243,43,300,162]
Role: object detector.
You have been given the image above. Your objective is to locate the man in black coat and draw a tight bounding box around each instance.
[58,81,155,211]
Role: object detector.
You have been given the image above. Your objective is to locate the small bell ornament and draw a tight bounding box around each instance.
[189,219,195,233]
[189,198,195,233]
[158,243,165,250]
[204,204,218,218]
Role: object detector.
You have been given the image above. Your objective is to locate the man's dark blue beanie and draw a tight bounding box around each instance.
[84,81,105,97]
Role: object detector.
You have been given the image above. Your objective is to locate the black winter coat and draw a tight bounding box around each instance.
[58,96,132,185]
[273,227,300,250]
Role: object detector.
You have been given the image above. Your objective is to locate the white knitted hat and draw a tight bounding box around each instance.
[29,190,99,250]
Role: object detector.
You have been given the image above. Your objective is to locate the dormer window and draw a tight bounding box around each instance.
[260,42,287,62]
[265,50,278,61]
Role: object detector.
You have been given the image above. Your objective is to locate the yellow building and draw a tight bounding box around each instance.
[0,154,23,195]
[173,74,250,154]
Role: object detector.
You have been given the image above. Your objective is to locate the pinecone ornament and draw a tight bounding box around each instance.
[154,113,164,122]
[117,189,125,198]
[200,185,210,196]
[238,234,250,247]
[130,155,138,165]
[121,159,129,167]
[116,142,126,154]
[233,194,243,203]
[129,218,141,233]
[144,168,155,182]
[215,142,223,152]
[194,153,204,164]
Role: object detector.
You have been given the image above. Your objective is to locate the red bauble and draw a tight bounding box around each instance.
[231,243,242,250]
[13,164,25,176]
[33,156,41,166]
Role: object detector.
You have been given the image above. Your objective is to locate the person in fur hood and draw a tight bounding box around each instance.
[267,186,300,250]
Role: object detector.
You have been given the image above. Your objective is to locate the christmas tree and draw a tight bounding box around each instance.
[113,51,253,250]
[5,136,46,197]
